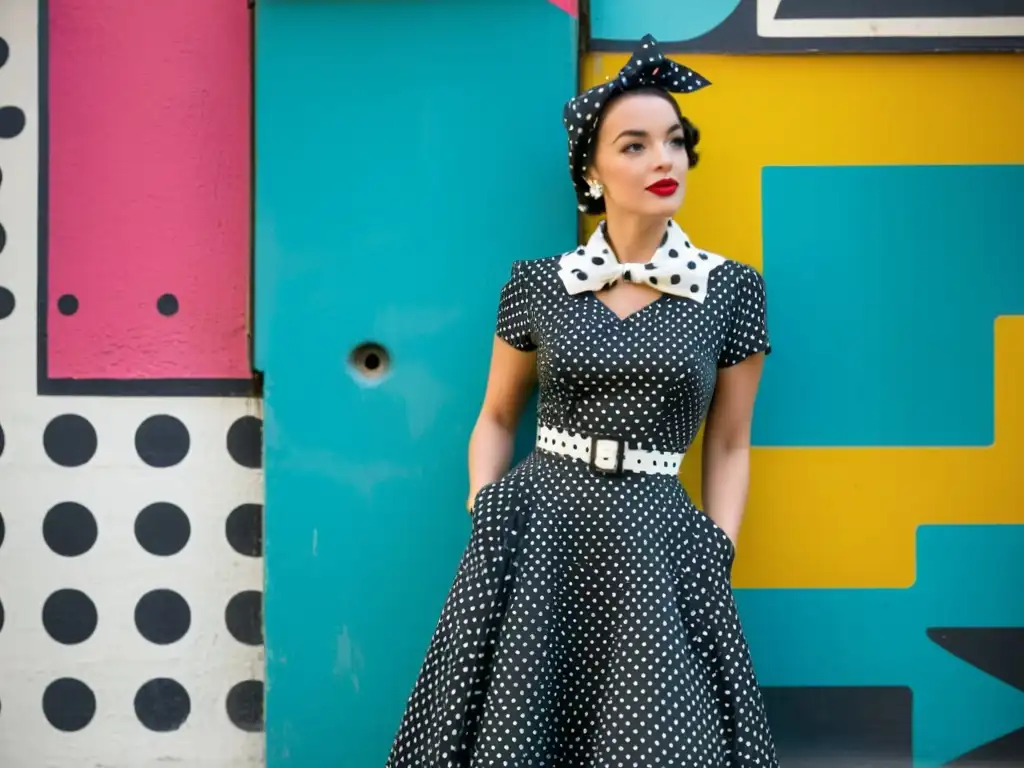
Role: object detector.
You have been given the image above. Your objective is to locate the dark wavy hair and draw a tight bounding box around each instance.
[578,86,701,216]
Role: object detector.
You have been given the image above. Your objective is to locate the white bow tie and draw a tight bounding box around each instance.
[557,220,725,304]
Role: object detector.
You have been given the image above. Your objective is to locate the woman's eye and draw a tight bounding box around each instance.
[623,143,644,153]
[670,137,686,148]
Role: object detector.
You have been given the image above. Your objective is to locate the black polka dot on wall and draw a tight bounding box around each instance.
[43,678,96,731]
[0,509,5,549]
[135,415,190,468]
[156,293,179,316]
[0,106,26,140]
[43,502,98,557]
[135,589,191,645]
[135,502,190,556]
[0,594,5,633]
[42,589,98,645]
[227,416,263,469]
[0,419,5,458]
[225,590,263,646]
[57,294,78,315]
[0,36,8,67]
[226,503,263,557]
[0,222,6,254]
[226,680,264,732]
[43,415,97,467]
[0,287,14,320]
[135,678,190,732]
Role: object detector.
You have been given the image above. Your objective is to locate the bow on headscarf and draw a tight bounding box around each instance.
[558,219,725,305]
[562,34,711,213]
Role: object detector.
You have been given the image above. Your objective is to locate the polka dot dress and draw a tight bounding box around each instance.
[385,221,778,768]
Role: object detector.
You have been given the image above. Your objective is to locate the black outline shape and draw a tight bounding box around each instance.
[946,727,1024,765]
[777,0,1024,19]
[927,627,1024,691]
[589,0,1024,53]
[35,0,254,397]
[928,628,1024,763]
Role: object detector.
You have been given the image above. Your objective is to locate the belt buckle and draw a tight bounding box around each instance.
[590,435,625,476]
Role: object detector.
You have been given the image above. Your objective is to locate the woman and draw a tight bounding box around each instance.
[387,34,778,768]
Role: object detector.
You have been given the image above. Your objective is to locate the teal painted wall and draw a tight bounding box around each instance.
[254,2,577,764]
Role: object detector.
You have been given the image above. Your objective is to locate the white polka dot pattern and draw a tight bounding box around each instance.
[385,233,776,767]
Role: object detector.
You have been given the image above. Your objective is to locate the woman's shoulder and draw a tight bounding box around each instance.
[709,253,767,296]
[505,253,565,289]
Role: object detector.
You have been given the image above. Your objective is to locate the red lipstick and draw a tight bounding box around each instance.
[646,178,679,197]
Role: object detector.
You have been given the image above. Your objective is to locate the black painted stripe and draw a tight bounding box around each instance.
[762,686,913,766]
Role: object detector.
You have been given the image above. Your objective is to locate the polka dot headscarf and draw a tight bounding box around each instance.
[562,33,711,214]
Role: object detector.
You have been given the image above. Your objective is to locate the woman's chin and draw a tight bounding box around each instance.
[640,194,683,218]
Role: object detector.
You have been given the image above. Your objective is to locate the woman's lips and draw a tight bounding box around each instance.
[646,179,679,196]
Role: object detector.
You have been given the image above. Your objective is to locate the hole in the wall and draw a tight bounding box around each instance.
[348,341,391,384]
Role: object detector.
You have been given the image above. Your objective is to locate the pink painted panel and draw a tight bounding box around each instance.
[46,0,251,384]
[547,0,579,17]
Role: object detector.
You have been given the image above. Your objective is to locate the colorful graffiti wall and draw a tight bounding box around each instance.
[0,1,263,766]
[583,2,1024,765]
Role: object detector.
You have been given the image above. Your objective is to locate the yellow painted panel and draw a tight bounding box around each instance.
[581,52,1024,588]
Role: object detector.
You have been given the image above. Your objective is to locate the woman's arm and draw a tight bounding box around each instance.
[466,336,537,511]
[701,353,767,544]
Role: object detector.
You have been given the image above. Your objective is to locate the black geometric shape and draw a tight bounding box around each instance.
[42,589,98,645]
[42,678,96,731]
[156,293,179,316]
[927,628,1024,691]
[761,686,913,766]
[135,415,190,468]
[134,678,191,732]
[134,589,191,645]
[0,107,25,139]
[57,294,78,315]
[43,414,98,467]
[0,37,8,68]
[0,418,4,457]
[775,0,1024,19]
[225,590,263,646]
[226,503,263,557]
[0,594,4,633]
[0,286,13,319]
[946,726,1024,765]
[227,416,263,468]
[134,502,190,556]
[0,222,6,254]
[0,508,4,548]
[226,680,264,732]
[43,502,98,556]
[589,0,1024,54]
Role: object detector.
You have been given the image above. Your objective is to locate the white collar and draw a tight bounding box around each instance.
[557,219,726,304]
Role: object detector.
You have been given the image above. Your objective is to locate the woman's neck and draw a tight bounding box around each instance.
[602,213,670,264]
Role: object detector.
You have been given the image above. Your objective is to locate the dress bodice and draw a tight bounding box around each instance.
[495,225,771,455]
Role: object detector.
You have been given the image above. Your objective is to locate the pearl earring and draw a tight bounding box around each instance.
[587,179,604,199]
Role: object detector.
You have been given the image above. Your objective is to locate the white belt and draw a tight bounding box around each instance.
[535,425,684,476]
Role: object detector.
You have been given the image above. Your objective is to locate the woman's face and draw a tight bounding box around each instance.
[588,92,688,218]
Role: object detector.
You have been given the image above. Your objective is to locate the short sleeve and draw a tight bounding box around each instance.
[718,265,772,368]
[495,261,537,352]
